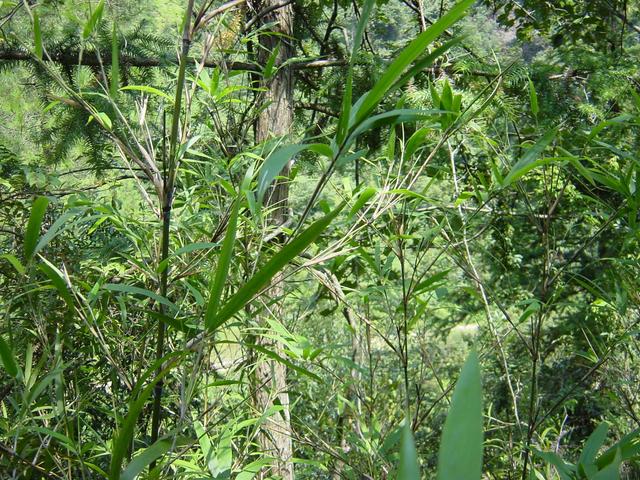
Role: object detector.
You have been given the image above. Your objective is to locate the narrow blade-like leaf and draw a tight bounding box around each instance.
[24,196,49,262]
[436,350,483,480]
[0,336,19,378]
[205,197,240,329]
[208,203,345,331]
[398,421,420,479]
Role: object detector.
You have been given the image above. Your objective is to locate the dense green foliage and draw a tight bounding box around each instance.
[2,0,640,478]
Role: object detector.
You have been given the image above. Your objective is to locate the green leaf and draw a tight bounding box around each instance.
[354,0,474,125]
[503,129,557,186]
[103,284,177,311]
[83,0,105,39]
[121,439,171,480]
[0,253,26,275]
[24,196,49,262]
[33,11,43,60]
[592,448,621,480]
[348,187,377,218]
[532,450,574,480]
[436,350,483,480]
[109,352,186,480]
[110,23,119,98]
[0,336,19,378]
[39,258,74,310]
[397,421,420,479]
[205,197,240,329]
[208,203,345,331]
[580,422,610,468]
[119,85,172,100]
[595,428,640,470]
[257,143,331,204]
[528,78,539,118]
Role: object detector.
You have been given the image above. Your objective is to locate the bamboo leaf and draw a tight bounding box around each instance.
[257,143,331,204]
[348,187,377,219]
[354,0,474,125]
[398,421,420,479]
[436,350,483,480]
[205,197,240,328]
[0,336,19,378]
[208,203,345,331]
[503,129,557,186]
[580,422,610,467]
[120,85,172,100]
[0,254,26,276]
[24,196,49,263]
[121,440,172,480]
[39,258,74,310]
[83,0,105,39]
[103,284,177,311]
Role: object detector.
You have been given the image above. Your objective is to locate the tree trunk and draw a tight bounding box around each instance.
[252,0,295,477]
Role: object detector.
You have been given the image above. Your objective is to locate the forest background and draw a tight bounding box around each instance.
[1,0,640,478]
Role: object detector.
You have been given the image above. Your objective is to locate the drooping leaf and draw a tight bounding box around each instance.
[103,284,177,311]
[24,196,49,262]
[436,350,483,480]
[257,143,332,204]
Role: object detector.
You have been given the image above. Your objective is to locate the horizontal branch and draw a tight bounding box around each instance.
[0,49,346,71]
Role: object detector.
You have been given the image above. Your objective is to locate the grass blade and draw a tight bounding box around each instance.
[503,129,557,186]
[436,350,483,480]
[110,22,119,97]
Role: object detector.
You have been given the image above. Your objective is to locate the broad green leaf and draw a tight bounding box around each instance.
[236,458,274,480]
[592,448,621,480]
[397,421,420,479]
[103,283,177,311]
[24,196,49,262]
[354,0,474,125]
[33,11,43,60]
[83,0,105,39]
[596,429,640,470]
[580,423,610,468]
[119,85,172,100]
[436,350,483,480]
[208,203,345,331]
[0,336,19,378]
[110,23,119,97]
[121,440,171,480]
[503,129,557,186]
[205,197,240,329]
[532,450,574,480]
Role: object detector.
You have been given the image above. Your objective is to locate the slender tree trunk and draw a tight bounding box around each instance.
[253,0,294,477]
